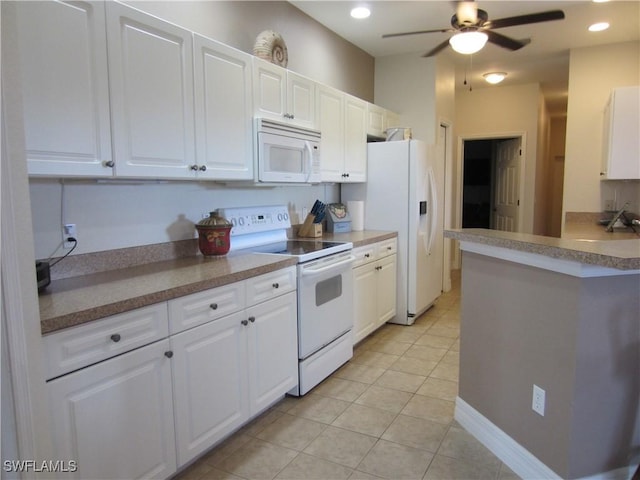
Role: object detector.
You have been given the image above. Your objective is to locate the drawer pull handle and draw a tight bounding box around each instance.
[210,303,218,310]
[110,334,121,343]
[248,316,256,323]
[164,351,173,358]
[241,319,248,326]
[272,282,279,289]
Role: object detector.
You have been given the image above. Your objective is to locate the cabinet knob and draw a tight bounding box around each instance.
[164,351,173,358]
[387,246,392,250]
[110,333,121,343]
[241,319,248,326]
[210,303,218,310]
[248,316,256,323]
[199,165,207,172]
[364,253,370,258]
[272,282,279,289]
[189,164,199,171]
[103,160,115,168]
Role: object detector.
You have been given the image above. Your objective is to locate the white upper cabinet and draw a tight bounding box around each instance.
[106,2,196,179]
[366,103,401,140]
[601,86,640,180]
[194,34,254,180]
[317,85,367,182]
[253,58,316,129]
[14,1,113,177]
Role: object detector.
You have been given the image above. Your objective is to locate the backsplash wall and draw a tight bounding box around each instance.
[29,179,339,260]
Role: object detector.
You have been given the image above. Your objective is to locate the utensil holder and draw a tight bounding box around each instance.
[298,215,323,237]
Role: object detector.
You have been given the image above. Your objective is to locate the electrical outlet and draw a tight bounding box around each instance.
[604,199,615,211]
[63,223,77,249]
[532,384,546,416]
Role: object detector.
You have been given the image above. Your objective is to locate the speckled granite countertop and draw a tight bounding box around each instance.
[445,228,640,270]
[40,230,396,335]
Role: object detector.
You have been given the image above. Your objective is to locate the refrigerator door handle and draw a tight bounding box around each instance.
[427,167,438,255]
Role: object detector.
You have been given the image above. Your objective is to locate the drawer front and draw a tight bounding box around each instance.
[245,267,296,306]
[376,238,398,258]
[169,282,245,335]
[43,303,169,380]
[352,245,376,268]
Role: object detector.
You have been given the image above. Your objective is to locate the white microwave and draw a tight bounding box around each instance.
[256,118,321,183]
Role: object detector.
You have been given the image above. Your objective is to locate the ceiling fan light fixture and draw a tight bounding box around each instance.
[483,72,507,84]
[449,31,488,55]
[350,6,371,19]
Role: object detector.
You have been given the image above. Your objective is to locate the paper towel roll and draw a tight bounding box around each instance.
[347,201,364,231]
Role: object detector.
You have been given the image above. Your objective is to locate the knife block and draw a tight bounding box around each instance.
[298,215,323,237]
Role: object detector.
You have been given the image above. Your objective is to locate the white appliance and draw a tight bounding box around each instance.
[256,119,321,184]
[342,139,443,325]
[217,205,354,396]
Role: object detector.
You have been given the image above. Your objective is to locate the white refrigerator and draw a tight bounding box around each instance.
[342,139,443,325]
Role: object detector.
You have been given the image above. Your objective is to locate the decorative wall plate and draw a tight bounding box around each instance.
[253,30,288,67]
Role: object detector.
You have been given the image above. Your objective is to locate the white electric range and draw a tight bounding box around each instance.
[217,205,355,395]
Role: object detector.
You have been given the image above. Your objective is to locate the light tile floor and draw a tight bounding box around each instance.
[175,271,520,480]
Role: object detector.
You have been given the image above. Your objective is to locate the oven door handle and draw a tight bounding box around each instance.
[300,255,355,276]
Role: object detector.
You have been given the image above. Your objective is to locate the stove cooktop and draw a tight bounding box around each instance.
[249,240,352,263]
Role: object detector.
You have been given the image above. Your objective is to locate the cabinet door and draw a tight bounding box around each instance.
[171,311,249,467]
[194,35,254,180]
[288,72,316,129]
[367,103,386,138]
[14,1,113,177]
[48,340,176,479]
[246,292,298,414]
[376,254,397,327]
[602,86,640,180]
[318,85,345,183]
[352,263,377,344]
[106,2,195,178]
[253,58,287,122]
[343,95,367,182]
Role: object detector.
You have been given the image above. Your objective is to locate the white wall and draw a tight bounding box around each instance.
[564,41,640,219]
[455,83,541,234]
[30,180,338,258]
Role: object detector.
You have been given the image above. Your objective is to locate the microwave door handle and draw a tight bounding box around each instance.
[305,141,313,182]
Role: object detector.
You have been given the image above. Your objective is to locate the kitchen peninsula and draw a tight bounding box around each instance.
[445,228,639,479]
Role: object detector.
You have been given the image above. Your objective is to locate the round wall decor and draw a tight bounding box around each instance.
[253,30,288,67]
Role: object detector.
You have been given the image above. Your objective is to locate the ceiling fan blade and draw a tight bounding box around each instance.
[485,30,530,51]
[382,28,450,39]
[488,10,565,29]
[422,39,452,57]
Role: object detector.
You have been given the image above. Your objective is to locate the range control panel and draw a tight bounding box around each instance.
[216,205,291,236]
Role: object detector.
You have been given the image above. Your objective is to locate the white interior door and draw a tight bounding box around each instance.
[493,138,521,232]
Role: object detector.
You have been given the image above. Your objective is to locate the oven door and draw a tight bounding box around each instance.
[297,252,354,359]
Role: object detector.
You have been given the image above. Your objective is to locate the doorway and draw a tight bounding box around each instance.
[462,137,522,232]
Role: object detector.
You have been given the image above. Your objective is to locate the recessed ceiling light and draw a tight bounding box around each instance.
[350,7,371,19]
[483,72,507,84]
[589,22,610,32]
[592,0,609,3]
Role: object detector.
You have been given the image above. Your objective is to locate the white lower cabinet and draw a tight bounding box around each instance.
[45,266,298,479]
[47,340,177,480]
[170,268,297,468]
[171,311,249,466]
[352,239,398,344]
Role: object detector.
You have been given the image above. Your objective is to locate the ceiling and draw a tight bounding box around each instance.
[289,1,640,115]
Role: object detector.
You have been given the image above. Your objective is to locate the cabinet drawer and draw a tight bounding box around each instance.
[43,303,169,380]
[377,238,397,257]
[169,282,245,335]
[245,267,296,306]
[352,245,376,267]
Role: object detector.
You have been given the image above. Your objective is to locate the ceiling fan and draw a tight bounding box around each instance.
[382,1,565,57]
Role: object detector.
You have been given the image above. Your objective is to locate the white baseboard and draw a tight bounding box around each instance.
[454,397,638,480]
